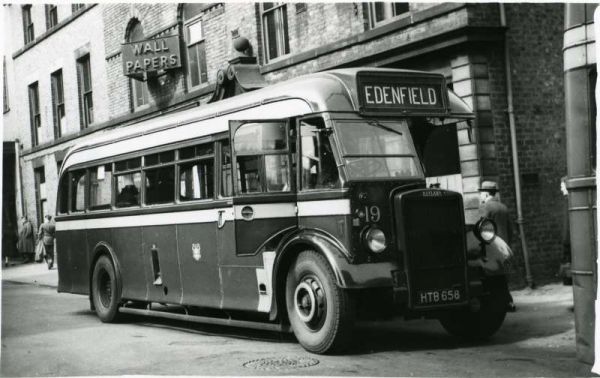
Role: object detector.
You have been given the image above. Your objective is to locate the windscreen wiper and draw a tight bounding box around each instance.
[366,120,403,136]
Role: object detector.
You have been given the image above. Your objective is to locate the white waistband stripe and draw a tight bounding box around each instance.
[55,200,351,231]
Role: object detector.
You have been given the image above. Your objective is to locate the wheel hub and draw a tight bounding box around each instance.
[98,269,112,308]
[293,275,326,329]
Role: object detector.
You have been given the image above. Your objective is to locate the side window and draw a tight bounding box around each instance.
[177,143,214,202]
[144,151,175,205]
[300,118,340,190]
[115,158,141,208]
[70,170,86,212]
[233,122,290,194]
[90,164,113,210]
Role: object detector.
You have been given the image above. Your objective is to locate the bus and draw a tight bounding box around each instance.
[56,68,505,354]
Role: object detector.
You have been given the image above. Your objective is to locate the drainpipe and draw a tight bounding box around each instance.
[14,139,25,218]
[499,4,534,288]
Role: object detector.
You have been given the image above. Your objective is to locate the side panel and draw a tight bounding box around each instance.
[63,229,89,295]
[142,225,181,304]
[177,222,221,308]
[85,228,112,291]
[56,230,73,293]
[112,227,147,300]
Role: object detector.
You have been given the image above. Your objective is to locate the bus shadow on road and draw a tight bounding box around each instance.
[69,299,574,354]
[349,301,575,354]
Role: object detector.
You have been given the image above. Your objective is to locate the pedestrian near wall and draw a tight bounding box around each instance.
[38,215,56,270]
[17,216,35,263]
[478,180,516,312]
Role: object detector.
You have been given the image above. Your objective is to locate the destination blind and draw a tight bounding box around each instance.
[357,72,448,115]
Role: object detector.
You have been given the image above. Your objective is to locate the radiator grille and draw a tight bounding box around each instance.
[395,190,468,309]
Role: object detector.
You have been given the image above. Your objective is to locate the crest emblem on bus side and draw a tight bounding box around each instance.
[192,243,202,261]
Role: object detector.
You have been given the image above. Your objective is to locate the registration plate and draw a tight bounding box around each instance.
[417,288,462,305]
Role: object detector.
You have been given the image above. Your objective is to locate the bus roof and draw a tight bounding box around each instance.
[61,68,473,173]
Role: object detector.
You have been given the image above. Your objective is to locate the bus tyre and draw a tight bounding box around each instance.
[91,255,122,323]
[285,251,355,354]
[439,293,507,340]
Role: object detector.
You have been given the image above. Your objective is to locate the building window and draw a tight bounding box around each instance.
[51,69,65,139]
[22,5,34,45]
[367,2,409,28]
[76,54,93,129]
[72,4,84,13]
[126,19,149,110]
[261,3,290,63]
[34,167,47,224]
[3,57,9,113]
[45,4,58,30]
[28,82,41,147]
[182,4,208,89]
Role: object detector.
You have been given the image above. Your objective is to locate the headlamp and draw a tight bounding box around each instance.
[364,227,387,253]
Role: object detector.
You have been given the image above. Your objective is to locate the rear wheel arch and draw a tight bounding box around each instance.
[89,243,123,305]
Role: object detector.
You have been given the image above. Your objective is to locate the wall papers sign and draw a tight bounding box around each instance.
[357,72,449,115]
[122,35,181,78]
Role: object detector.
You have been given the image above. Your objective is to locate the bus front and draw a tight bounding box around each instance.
[321,70,504,338]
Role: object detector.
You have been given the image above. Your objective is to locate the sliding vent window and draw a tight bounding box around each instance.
[90,164,113,210]
[145,167,175,205]
[178,142,214,202]
[115,157,141,208]
[179,160,214,201]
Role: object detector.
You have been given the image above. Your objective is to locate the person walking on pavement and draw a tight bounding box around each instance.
[17,215,35,263]
[38,215,56,270]
[478,180,516,312]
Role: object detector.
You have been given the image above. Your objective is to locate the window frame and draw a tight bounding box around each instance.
[72,4,85,13]
[51,69,65,139]
[45,4,58,30]
[184,14,208,90]
[34,166,46,225]
[28,82,41,147]
[367,2,410,29]
[261,3,290,63]
[298,116,342,191]
[76,54,93,129]
[126,19,150,111]
[22,5,34,45]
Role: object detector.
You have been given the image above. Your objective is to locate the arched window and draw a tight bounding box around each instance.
[126,19,149,110]
[182,3,208,90]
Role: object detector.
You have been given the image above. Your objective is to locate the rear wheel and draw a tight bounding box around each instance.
[91,255,122,322]
[285,250,355,354]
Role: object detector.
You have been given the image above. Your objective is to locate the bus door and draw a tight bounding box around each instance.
[219,120,297,312]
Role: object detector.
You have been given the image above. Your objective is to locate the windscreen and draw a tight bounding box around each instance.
[334,120,423,180]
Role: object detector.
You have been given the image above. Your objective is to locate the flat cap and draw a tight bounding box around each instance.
[478,180,499,191]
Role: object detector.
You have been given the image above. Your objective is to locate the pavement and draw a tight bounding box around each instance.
[1,258,58,288]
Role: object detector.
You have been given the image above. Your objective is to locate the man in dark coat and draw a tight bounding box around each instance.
[17,216,35,263]
[38,215,56,269]
[478,180,516,312]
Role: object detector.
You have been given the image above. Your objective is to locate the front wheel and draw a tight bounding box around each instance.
[91,255,123,322]
[439,278,508,340]
[285,251,355,354]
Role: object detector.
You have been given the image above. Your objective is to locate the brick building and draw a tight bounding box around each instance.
[2,3,566,284]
